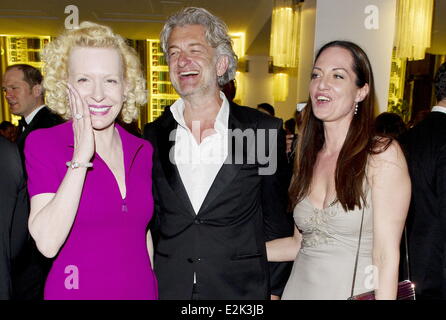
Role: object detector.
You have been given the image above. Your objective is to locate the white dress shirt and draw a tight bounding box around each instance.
[431,105,446,114]
[24,104,45,125]
[22,105,46,131]
[170,92,229,214]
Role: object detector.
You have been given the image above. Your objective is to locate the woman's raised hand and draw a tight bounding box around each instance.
[67,83,95,163]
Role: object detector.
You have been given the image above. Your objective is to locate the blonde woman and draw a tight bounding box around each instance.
[24,22,157,300]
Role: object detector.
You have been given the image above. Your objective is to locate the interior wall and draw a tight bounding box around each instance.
[314,0,397,114]
[296,0,317,110]
[275,70,298,122]
[428,0,446,55]
[242,55,273,109]
[242,0,317,123]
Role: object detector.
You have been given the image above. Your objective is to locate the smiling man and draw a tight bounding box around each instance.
[144,7,293,300]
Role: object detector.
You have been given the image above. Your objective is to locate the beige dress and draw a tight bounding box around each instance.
[282,187,374,300]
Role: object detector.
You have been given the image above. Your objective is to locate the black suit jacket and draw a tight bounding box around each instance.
[400,111,446,299]
[17,106,65,162]
[144,103,293,300]
[13,106,64,300]
[0,136,29,300]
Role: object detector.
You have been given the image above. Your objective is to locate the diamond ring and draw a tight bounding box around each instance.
[74,113,83,120]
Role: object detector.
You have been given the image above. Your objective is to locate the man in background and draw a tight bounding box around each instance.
[2,64,63,299]
[400,62,446,299]
[2,64,64,155]
[257,102,275,117]
[0,136,29,299]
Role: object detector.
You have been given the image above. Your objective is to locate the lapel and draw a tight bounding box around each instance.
[16,106,47,149]
[16,125,26,149]
[157,104,255,217]
[158,111,196,217]
[197,104,251,216]
[27,106,46,131]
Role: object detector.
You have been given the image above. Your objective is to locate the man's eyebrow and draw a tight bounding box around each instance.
[168,42,206,50]
[189,42,205,47]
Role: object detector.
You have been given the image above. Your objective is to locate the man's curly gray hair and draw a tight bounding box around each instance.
[160,7,238,86]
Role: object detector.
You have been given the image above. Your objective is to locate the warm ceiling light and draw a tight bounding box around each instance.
[394,0,434,61]
[234,71,244,102]
[273,73,289,102]
[270,0,301,68]
[230,32,246,59]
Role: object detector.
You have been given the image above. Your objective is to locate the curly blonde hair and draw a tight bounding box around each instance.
[42,21,146,123]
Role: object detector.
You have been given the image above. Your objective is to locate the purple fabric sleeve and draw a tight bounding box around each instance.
[24,129,64,198]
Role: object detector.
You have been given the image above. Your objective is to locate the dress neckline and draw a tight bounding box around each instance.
[304,196,338,211]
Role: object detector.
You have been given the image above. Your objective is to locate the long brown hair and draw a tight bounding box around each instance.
[289,40,381,211]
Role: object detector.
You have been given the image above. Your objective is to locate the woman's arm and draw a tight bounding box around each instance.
[28,84,95,258]
[368,140,411,300]
[266,225,302,262]
[29,168,89,258]
[146,230,154,269]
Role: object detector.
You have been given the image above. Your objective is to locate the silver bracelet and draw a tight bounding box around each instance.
[66,161,93,169]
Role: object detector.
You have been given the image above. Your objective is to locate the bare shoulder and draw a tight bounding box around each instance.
[367,138,408,178]
[372,138,405,161]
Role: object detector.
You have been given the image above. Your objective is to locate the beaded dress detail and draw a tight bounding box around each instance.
[282,187,373,300]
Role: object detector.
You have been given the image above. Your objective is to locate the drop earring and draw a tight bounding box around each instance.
[354,103,358,115]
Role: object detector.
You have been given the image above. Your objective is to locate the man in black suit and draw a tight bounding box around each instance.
[400,62,446,299]
[2,64,64,299]
[2,64,64,157]
[0,136,29,299]
[144,7,293,300]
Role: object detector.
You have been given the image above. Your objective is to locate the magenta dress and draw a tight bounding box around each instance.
[25,121,158,300]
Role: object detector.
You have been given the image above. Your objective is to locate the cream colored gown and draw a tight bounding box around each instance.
[282,187,374,300]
